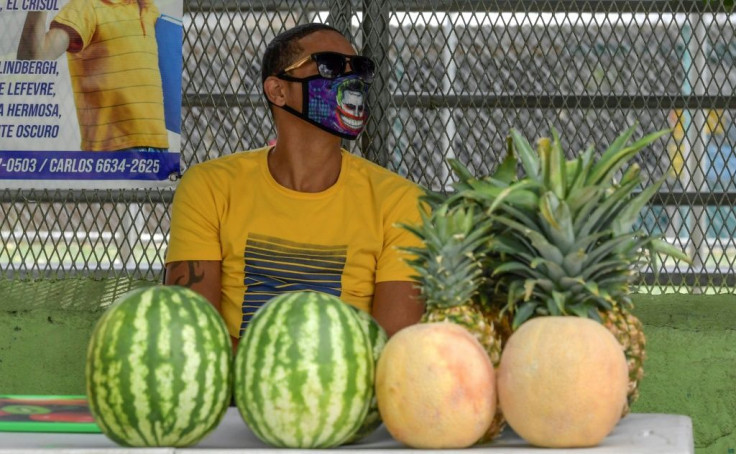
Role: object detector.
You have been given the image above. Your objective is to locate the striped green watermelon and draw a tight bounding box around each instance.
[85,285,232,447]
[345,307,388,443]
[233,291,374,448]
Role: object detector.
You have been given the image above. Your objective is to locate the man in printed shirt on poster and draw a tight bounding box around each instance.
[16,0,169,152]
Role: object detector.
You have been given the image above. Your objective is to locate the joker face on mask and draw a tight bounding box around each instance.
[272,52,374,140]
[275,74,370,140]
[335,79,367,135]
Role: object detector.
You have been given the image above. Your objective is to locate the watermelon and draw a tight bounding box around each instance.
[85,285,232,447]
[345,307,387,443]
[233,291,374,448]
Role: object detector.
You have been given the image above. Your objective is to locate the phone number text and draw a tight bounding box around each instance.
[0,157,161,174]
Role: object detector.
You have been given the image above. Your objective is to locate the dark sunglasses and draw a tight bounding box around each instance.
[279,52,375,83]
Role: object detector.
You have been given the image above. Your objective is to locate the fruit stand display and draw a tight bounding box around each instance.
[0,283,695,452]
[0,128,697,452]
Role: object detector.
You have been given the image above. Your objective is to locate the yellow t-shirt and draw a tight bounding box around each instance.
[165,148,426,338]
[52,0,168,151]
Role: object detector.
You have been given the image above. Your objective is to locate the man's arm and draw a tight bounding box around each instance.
[371,281,424,338]
[164,260,222,310]
[165,260,240,353]
[17,12,71,60]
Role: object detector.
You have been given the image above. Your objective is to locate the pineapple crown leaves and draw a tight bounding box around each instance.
[448,135,519,188]
[493,136,519,184]
[574,177,642,240]
[399,152,544,311]
[444,136,539,212]
[490,228,641,285]
[587,126,671,187]
[506,124,690,263]
[509,122,670,198]
[503,280,609,329]
[539,191,575,252]
[486,124,692,327]
[501,274,621,329]
[400,204,493,308]
[417,188,447,210]
[445,156,540,215]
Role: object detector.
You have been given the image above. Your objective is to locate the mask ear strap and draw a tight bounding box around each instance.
[302,79,311,119]
[275,73,304,83]
[279,103,308,123]
[267,75,308,119]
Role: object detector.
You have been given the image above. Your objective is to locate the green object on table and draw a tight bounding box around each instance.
[0,395,100,433]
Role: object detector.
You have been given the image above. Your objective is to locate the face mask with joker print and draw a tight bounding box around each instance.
[274,73,369,140]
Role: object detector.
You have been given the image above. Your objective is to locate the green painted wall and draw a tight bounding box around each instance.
[630,294,736,454]
[0,278,152,395]
[0,281,733,453]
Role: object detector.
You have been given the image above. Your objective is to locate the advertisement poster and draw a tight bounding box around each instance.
[0,0,182,189]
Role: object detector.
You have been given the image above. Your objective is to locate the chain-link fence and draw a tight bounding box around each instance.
[1,0,735,305]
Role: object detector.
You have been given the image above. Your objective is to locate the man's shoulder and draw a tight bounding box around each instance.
[345,151,420,192]
[343,153,425,220]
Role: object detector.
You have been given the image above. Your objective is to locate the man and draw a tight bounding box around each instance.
[16,0,169,152]
[164,23,426,350]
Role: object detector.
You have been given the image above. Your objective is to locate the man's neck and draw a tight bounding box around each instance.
[268,134,343,193]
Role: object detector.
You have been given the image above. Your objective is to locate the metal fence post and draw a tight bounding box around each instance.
[682,13,709,290]
[441,12,458,190]
[361,0,391,167]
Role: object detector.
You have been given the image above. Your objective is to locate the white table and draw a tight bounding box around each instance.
[0,409,694,453]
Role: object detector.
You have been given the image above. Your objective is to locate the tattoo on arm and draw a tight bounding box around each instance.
[172,261,206,288]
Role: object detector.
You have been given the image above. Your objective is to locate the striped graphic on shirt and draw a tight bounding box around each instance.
[241,233,347,334]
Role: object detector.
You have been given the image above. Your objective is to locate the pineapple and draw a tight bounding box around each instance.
[470,124,691,415]
[600,305,648,410]
[401,204,508,442]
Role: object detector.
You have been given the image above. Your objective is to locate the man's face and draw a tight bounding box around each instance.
[281,31,358,113]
